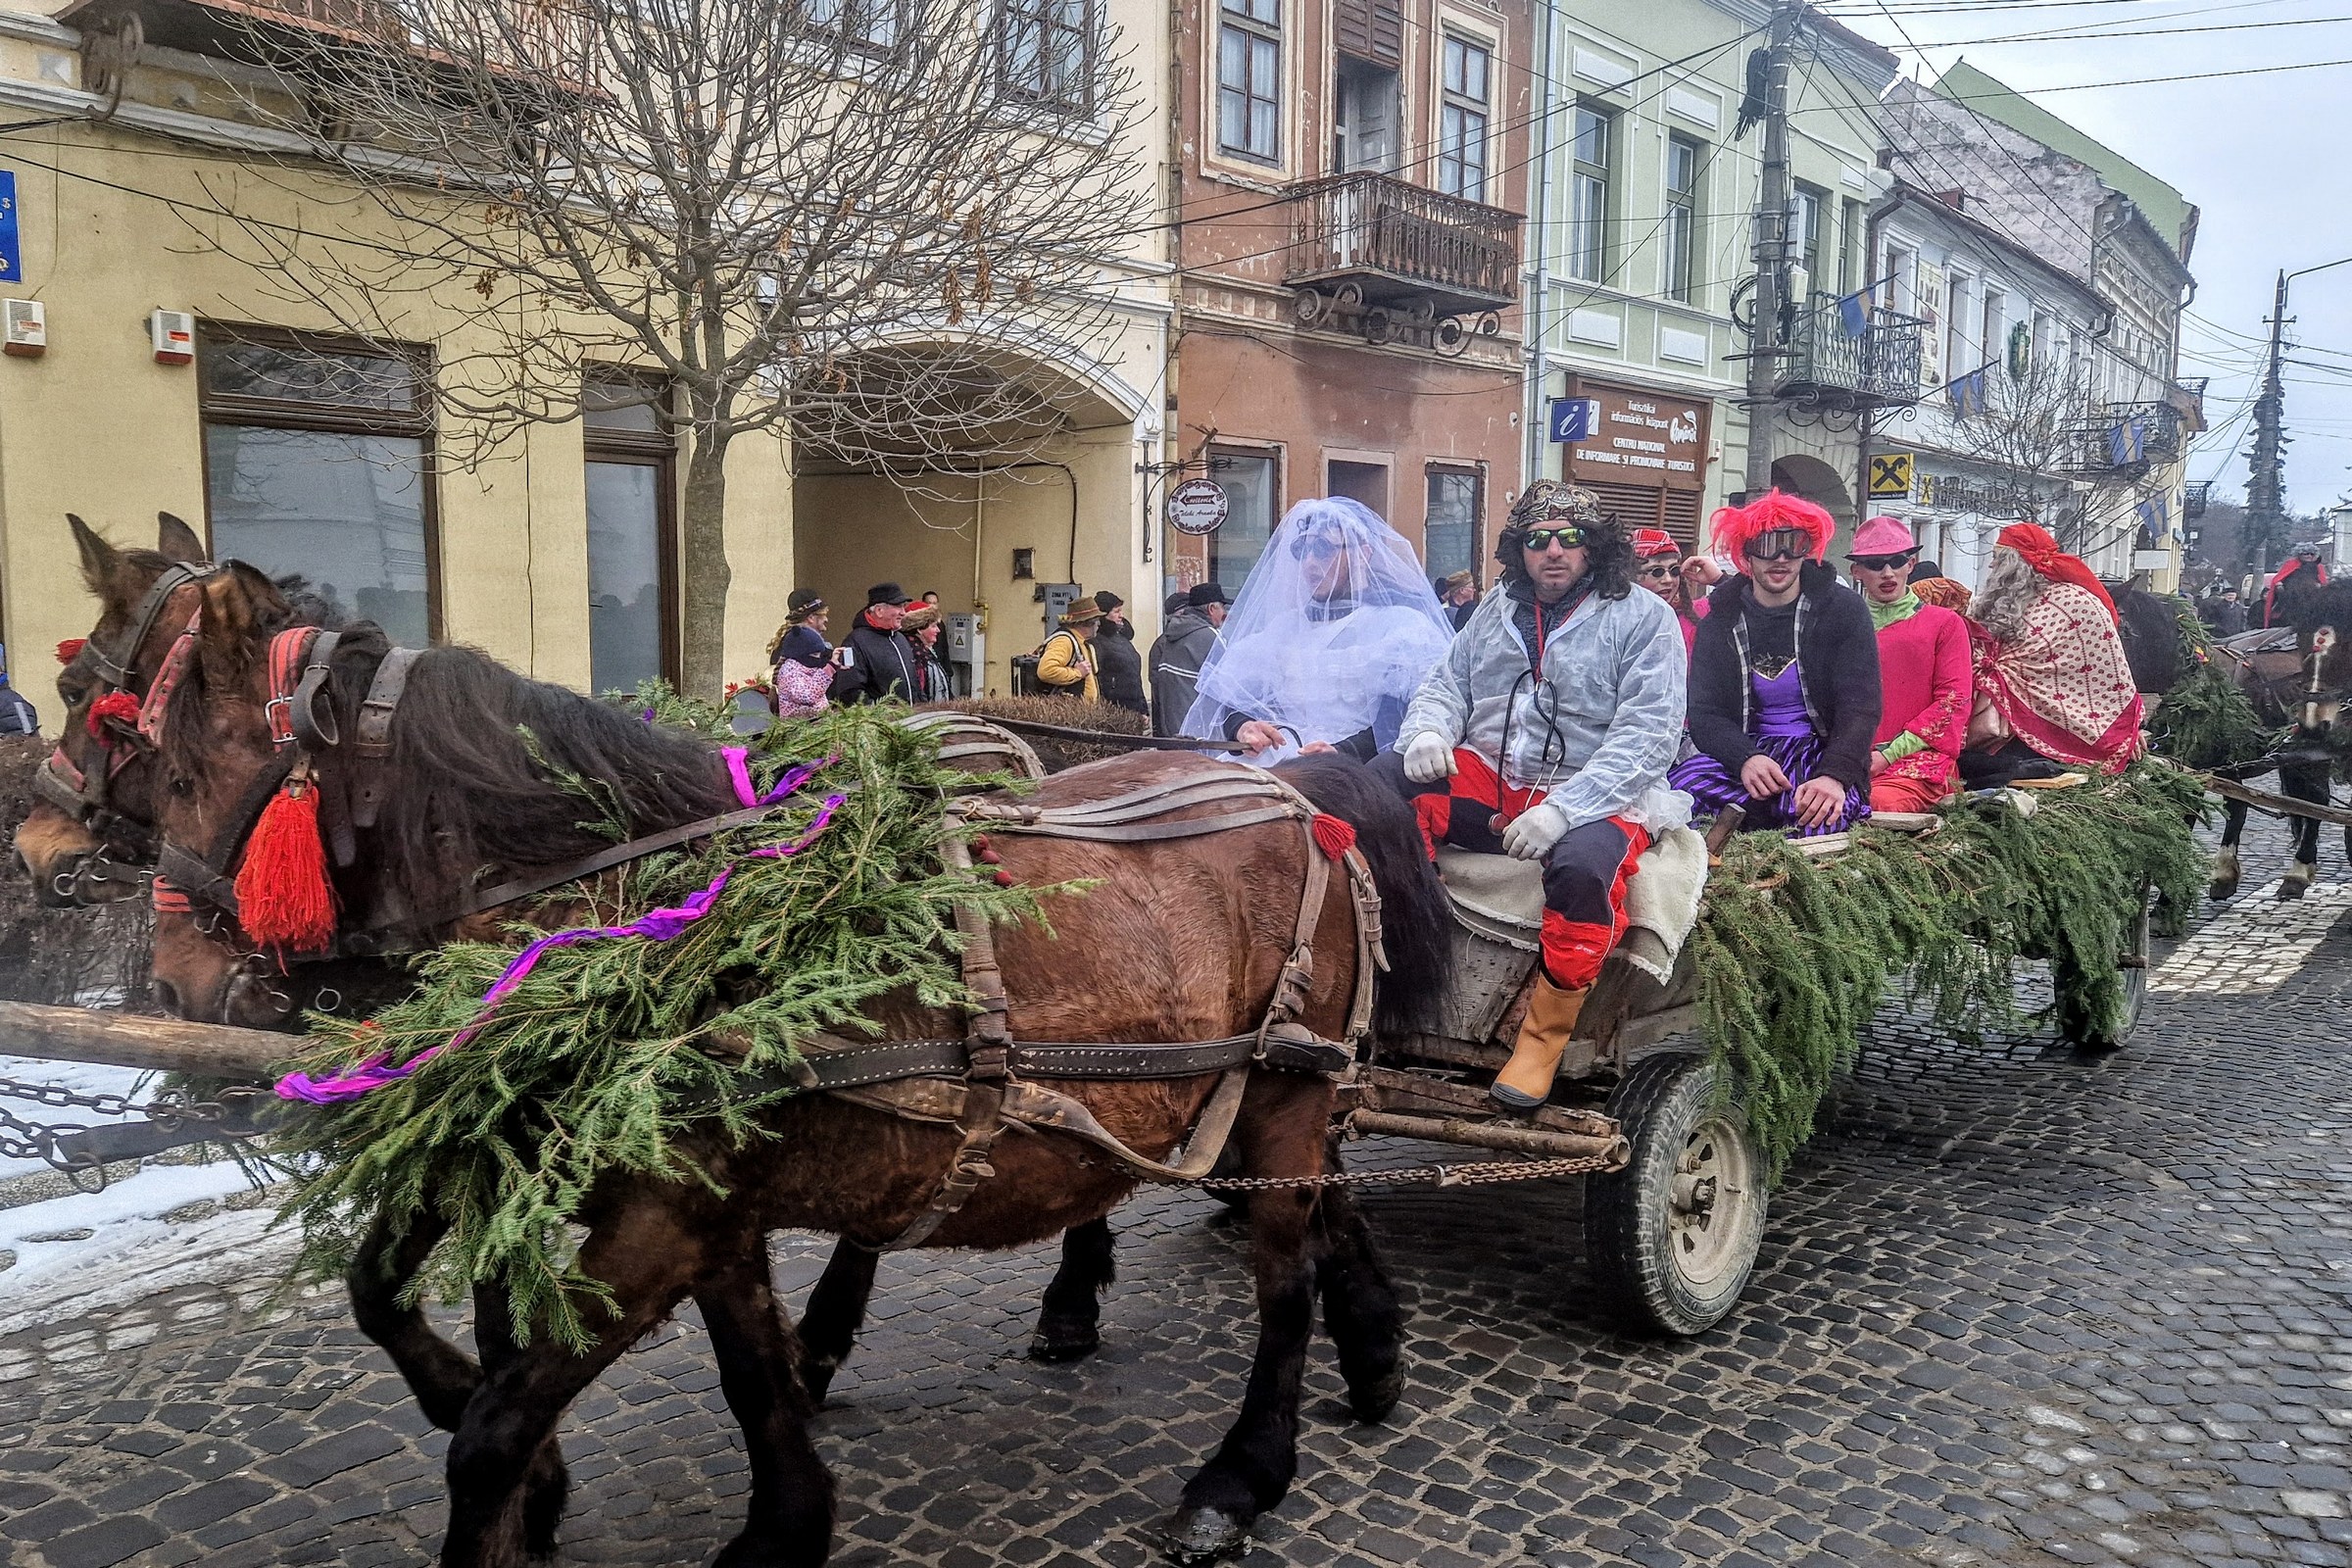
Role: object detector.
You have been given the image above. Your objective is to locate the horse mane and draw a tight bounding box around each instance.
[368,649,735,898]
[1271,753,1451,1041]
[2295,579,2352,635]
[2108,584,2187,696]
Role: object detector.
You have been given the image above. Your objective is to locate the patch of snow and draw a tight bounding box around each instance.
[0,1196,297,1339]
[0,1157,265,1287]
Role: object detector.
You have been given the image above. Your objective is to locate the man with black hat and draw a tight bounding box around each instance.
[833,582,920,705]
[1088,591,1150,715]
[1149,581,1229,735]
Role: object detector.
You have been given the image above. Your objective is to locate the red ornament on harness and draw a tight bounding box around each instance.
[56,638,86,665]
[85,691,140,737]
[233,629,339,956]
[1310,812,1357,861]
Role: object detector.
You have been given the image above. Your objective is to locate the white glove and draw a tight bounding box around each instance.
[1502,801,1569,862]
[1402,732,1458,784]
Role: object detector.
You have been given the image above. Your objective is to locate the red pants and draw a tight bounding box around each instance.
[1374,748,1648,990]
[1869,770,1951,813]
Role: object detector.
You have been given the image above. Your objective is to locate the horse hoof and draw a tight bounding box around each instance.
[1156,1506,1251,1565]
[2208,879,2238,902]
[2278,867,2316,901]
[1347,1369,1404,1424]
[1027,1323,1101,1363]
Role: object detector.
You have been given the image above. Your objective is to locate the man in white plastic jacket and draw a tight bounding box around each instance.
[1373,482,1689,1111]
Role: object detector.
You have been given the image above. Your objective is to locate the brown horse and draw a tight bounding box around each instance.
[16,517,1179,1379]
[26,522,1453,1567]
[2204,584,2352,900]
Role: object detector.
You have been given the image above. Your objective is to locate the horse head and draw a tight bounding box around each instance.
[12,513,209,907]
[2292,581,2352,738]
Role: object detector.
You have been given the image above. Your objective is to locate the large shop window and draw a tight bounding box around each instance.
[1424,466,1482,583]
[198,328,435,649]
[583,378,678,695]
[1207,447,1277,588]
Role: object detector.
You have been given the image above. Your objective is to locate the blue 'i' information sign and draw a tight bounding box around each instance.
[0,171,20,283]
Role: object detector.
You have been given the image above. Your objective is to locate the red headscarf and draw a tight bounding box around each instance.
[1994,522,2116,623]
[1631,527,1681,559]
[1708,489,1833,564]
[2264,554,2329,626]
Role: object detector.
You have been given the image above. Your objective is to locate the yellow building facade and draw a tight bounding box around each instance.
[0,2,1172,713]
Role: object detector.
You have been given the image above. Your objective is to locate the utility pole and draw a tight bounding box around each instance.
[2247,269,2289,576]
[1741,0,1800,501]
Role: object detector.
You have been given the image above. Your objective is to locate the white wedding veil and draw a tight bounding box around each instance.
[1182,497,1455,758]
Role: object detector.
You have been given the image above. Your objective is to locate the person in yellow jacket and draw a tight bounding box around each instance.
[1036,600,1102,701]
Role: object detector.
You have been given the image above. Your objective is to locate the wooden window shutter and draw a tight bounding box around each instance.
[1334,0,1403,69]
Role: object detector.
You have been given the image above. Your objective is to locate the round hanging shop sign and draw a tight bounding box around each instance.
[1165,478,1230,536]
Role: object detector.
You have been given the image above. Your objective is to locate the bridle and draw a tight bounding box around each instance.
[32,562,215,902]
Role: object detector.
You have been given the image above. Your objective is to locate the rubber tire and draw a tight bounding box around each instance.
[1583,1052,1767,1338]
[2058,891,2149,1052]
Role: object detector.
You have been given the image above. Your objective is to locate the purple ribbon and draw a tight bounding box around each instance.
[276,755,842,1105]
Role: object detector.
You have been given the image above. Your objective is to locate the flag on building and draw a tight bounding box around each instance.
[1946,362,1994,416]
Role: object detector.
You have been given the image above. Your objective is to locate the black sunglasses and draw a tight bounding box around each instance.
[1638,562,1677,578]
[1850,551,1919,572]
[1521,526,1590,553]
[1289,533,1345,561]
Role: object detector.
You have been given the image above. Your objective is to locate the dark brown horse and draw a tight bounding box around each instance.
[24,521,1453,1567]
[2203,584,2352,900]
[16,517,1176,1377]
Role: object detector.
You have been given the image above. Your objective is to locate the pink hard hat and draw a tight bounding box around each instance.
[1845,515,1918,559]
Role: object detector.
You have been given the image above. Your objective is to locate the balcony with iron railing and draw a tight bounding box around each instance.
[2063,401,2185,481]
[1774,293,1927,412]
[1285,172,1520,347]
[2169,375,2210,434]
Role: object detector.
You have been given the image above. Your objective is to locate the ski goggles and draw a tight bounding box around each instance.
[1742,529,1813,564]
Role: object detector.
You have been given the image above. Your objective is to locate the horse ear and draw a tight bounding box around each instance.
[157,513,207,565]
[70,514,127,600]
[196,562,290,690]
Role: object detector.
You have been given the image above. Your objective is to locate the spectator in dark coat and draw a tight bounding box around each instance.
[832,582,920,705]
[901,604,956,703]
[0,643,37,736]
[1090,591,1149,715]
[1149,581,1228,736]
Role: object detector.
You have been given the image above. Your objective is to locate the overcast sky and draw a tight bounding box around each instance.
[1825,0,2352,516]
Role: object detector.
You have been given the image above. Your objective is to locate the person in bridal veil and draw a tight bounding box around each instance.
[1181,497,1457,764]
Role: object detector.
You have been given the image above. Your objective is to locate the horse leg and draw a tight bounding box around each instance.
[2211,797,2247,900]
[795,1240,878,1406]
[441,1223,697,1568]
[1312,1184,1404,1424]
[471,1282,573,1562]
[2280,763,2325,900]
[695,1226,836,1568]
[347,1202,480,1433]
[1030,1217,1116,1363]
[1162,1096,1324,1564]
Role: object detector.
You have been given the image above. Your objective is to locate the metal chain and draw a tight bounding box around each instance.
[0,1076,267,1176]
[1189,1152,1618,1192]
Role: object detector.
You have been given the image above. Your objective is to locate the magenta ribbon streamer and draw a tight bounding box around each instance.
[275,754,842,1105]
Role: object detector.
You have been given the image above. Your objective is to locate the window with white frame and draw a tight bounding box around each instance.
[1217,0,1281,164]
[1437,34,1492,201]
[1981,286,2007,376]
[1663,134,1701,303]
[1000,0,1095,115]
[1884,242,1918,313]
[792,0,899,51]
[1944,272,1972,375]
[1564,105,1611,282]
[1790,183,1826,298]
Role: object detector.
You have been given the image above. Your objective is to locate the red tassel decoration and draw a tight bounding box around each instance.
[56,639,86,665]
[233,777,339,955]
[1310,812,1357,861]
[86,691,142,737]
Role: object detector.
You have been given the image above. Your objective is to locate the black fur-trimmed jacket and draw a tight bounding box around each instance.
[1687,564,1883,790]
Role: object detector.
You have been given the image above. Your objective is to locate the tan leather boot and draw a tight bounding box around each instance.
[1491,973,1589,1111]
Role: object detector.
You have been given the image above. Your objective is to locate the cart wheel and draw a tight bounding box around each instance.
[2059,893,2149,1052]
[1583,1052,1765,1338]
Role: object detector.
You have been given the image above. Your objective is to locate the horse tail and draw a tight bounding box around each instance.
[1275,754,1451,1041]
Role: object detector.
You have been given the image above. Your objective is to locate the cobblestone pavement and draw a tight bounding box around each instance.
[5,819,2352,1568]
